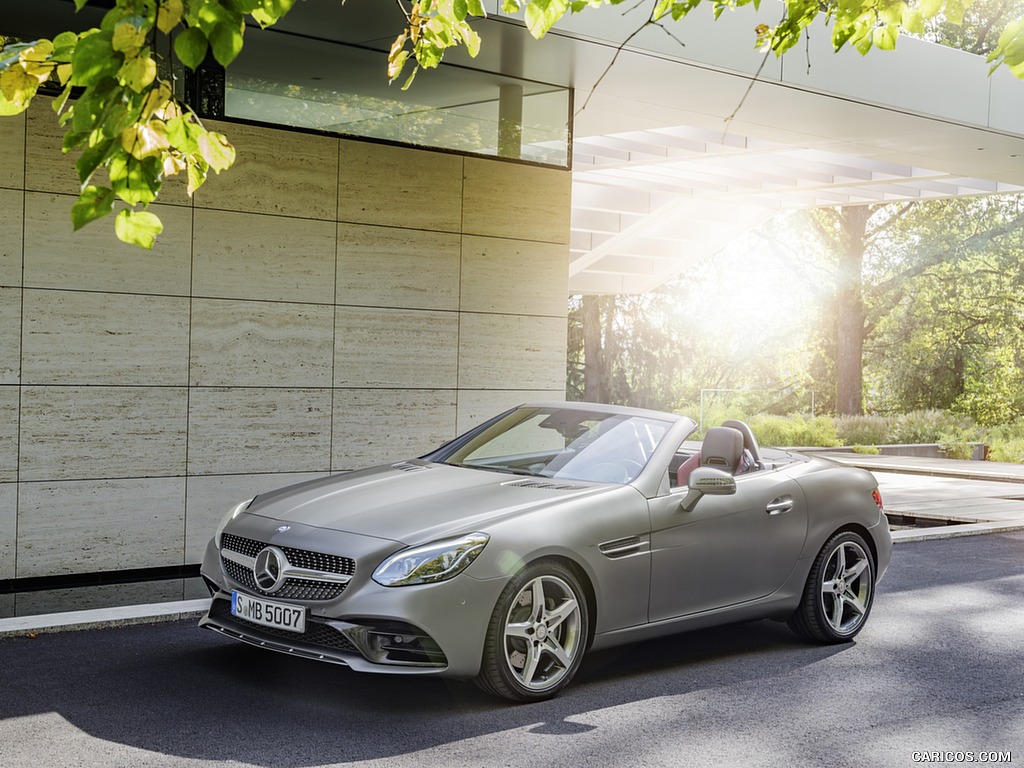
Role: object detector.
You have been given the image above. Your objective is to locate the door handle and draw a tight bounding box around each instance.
[766,496,793,515]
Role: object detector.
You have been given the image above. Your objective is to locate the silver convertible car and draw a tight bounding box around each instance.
[199,402,892,702]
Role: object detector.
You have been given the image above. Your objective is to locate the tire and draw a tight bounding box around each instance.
[788,530,876,644]
[475,561,590,702]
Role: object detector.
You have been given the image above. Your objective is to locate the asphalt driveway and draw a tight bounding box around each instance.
[0,532,1021,768]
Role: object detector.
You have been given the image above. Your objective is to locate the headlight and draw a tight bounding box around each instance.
[372,533,490,587]
[214,498,254,548]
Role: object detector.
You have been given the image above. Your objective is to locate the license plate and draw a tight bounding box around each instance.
[231,591,306,634]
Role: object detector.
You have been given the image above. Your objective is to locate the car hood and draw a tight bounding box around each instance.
[241,460,613,544]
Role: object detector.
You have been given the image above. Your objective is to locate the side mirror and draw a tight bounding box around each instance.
[679,467,737,512]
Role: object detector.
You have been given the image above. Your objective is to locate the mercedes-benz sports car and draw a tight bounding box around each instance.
[199,402,892,702]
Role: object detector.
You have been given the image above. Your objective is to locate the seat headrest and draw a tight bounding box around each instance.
[701,426,744,472]
[722,419,762,465]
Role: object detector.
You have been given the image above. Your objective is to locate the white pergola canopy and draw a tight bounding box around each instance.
[542,5,1024,294]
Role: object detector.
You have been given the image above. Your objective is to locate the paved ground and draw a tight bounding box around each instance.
[822,454,1024,539]
[0,532,1021,768]
[879,473,1024,523]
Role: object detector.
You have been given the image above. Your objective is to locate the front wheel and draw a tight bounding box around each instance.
[476,561,589,702]
[788,531,876,643]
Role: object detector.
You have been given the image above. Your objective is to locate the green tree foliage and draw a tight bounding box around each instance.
[866,197,1024,424]
[773,196,1024,421]
[924,0,1024,55]
[3,0,1024,245]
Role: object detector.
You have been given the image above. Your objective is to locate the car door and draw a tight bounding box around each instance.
[647,469,809,622]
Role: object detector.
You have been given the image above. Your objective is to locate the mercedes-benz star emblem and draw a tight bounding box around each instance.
[253,546,288,593]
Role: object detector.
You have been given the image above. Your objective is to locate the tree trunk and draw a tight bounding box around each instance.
[582,295,607,403]
[836,207,869,416]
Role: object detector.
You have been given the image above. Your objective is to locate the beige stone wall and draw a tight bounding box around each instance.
[0,98,570,615]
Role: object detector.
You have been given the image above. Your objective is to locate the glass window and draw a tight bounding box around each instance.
[223,33,571,167]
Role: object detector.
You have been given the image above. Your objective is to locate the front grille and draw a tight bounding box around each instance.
[209,597,358,653]
[220,533,355,601]
[221,533,263,558]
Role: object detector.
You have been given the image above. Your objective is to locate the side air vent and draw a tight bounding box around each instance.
[392,462,429,473]
[502,478,593,492]
[599,536,644,559]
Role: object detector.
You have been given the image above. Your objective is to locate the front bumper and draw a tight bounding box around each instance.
[198,524,507,679]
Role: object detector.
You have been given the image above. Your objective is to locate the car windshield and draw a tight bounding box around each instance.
[438,407,671,484]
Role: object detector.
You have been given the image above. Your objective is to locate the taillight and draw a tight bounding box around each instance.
[871,488,884,512]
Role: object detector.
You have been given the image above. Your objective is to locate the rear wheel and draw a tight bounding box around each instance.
[789,531,875,643]
[476,561,589,702]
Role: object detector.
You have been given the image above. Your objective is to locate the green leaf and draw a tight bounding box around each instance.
[524,0,570,38]
[166,115,210,155]
[944,0,968,25]
[209,20,245,67]
[71,185,116,230]
[52,81,74,114]
[0,88,28,116]
[174,26,208,70]
[157,0,185,35]
[990,20,1024,74]
[112,21,147,53]
[853,28,874,55]
[873,24,898,51]
[0,66,43,112]
[70,30,120,86]
[76,137,117,184]
[832,22,857,51]
[651,0,672,21]
[400,65,418,91]
[114,208,164,249]
[109,153,162,206]
[68,75,119,135]
[388,49,410,83]
[415,41,444,70]
[466,0,487,16]
[119,53,157,91]
[902,9,924,35]
[876,2,903,26]
[461,24,482,57]
[51,31,79,62]
[165,116,197,152]
[194,1,243,36]
[253,0,297,27]
[197,130,235,171]
[186,155,208,196]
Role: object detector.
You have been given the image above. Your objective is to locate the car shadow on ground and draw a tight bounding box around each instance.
[0,616,846,767]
